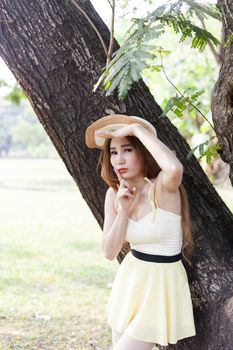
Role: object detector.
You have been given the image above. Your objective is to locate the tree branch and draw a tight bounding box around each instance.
[69,0,115,66]
[69,0,108,57]
[106,0,115,65]
[159,50,215,131]
[106,0,113,9]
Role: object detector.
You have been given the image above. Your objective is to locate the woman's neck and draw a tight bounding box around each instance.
[126,175,148,193]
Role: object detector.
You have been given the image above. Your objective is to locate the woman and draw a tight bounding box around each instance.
[85,114,196,350]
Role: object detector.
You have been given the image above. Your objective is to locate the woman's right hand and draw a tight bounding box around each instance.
[114,169,136,212]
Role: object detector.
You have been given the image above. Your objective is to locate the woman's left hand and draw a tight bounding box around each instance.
[95,124,139,139]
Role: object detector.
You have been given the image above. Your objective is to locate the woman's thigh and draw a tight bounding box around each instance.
[113,332,155,350]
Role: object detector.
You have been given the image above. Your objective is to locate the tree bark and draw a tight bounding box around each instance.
[0,0,233,348]
[211,0,233,186]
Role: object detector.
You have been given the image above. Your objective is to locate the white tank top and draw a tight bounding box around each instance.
[125,177,182,256]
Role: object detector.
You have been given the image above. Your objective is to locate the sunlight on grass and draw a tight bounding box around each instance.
[0,158,232,349]
[0,159,118,349]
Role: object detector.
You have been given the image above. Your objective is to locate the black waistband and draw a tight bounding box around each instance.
[131,249,182,263]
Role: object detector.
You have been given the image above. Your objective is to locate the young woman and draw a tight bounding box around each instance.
[85,114,196,350]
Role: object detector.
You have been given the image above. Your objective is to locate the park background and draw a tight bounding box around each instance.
[0,0,232,349]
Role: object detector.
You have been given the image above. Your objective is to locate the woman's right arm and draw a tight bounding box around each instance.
[102,187,128,261]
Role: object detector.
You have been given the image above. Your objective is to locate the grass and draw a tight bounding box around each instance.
[0,159,118,349]
[0,158,232,350]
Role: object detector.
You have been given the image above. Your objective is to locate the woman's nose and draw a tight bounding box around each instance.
[117,152,125,164]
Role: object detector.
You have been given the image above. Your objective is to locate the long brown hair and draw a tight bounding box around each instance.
[98,136,195,265]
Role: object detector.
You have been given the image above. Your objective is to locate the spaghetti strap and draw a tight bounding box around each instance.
[144,177,158,221]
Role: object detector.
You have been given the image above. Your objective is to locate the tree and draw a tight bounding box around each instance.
[0,0,233,348]
[211,0,233,185]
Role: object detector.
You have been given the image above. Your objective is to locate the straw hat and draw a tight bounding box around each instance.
[85,114,157,149]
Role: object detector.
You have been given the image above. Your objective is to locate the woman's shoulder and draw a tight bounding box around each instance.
[105,187,117,202]
[106,186,117,195]
[105,187,116,199]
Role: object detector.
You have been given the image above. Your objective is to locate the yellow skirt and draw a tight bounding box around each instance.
[107,251,196,346]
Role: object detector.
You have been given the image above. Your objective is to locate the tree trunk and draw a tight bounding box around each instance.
[211,0,233,186]
[0,0,233,348]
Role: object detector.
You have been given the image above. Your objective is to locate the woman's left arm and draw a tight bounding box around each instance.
[133,124,183,192]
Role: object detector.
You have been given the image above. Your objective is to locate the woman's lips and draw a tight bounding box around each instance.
[118,168,128,173]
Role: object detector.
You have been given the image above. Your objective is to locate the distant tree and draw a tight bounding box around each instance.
[0,98,56,158]
[11,117,57,158]
[0,130,11,156]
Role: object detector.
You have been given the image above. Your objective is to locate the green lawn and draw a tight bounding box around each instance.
[0,159,118,350]
[0,159,232,350]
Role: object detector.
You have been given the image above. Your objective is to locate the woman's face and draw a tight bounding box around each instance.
[109,137,143,179]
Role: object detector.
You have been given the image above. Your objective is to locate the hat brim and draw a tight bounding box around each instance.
[85,114,157,149]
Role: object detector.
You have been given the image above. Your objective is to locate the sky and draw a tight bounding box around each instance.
[0,58,14,81]
[91,0,168,22]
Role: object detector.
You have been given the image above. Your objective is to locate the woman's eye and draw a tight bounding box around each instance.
[110,149,132,155]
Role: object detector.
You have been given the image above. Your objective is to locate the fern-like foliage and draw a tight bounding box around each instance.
[162,89,204,118]
[159,14,219,51]
[187,137,221,164]
[94,0,220,101]
[94,23,164,99]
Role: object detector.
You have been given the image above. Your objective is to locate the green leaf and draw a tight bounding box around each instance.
[147,65,163,72]
[104,80,111,91]
[105,68,127,96]
[6,86,26,105]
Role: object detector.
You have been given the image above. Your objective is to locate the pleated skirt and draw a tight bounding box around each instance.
[107,251,196,346]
